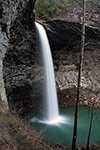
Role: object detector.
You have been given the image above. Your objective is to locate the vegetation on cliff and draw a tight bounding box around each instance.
[35,0,100,21]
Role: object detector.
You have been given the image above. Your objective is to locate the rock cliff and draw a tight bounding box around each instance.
[0,0,100,115]
[0,0,37,114]
[43,20,100,107]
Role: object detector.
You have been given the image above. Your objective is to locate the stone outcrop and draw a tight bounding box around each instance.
[43,20,100,107]
[0,0,37,114]
[44,20,100,51]
[0,1,10,113]
[53,45,100,107]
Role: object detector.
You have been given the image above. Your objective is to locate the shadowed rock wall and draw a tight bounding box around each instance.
[1,1,100,115]
[1,0,41,115]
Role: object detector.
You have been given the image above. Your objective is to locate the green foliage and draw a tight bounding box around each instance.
[49,0,64,16]
[35,0,80,20]
[35,0,51,20]
[35,0,65,20]
[35,0,100,20]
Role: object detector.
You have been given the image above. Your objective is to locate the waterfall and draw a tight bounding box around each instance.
[35,22,62,124]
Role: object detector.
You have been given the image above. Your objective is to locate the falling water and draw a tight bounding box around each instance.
[35,22,61,124]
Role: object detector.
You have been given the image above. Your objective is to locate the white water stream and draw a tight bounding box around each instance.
[35,22,62,124]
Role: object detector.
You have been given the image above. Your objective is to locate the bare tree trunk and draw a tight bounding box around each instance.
[86,104,94,150]
[72,0,86,149]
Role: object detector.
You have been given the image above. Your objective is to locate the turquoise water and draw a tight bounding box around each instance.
[28,106,100,146]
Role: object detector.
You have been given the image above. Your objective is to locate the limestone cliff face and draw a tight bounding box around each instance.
[44,20,100,51]
[0,0,36,114]
[42,23,100,108]
[0,0,11,113]
[44,20,100,107]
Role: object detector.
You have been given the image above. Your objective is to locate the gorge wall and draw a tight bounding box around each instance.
[0,0,38,114]
[0,0,100,115]
[44,20,100,107]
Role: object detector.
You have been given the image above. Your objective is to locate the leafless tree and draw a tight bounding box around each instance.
[86,103,94,150]
[72,0,86,149]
